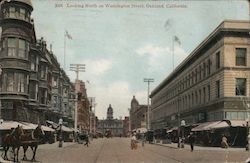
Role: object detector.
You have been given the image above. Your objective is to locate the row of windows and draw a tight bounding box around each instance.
[0,38,29,59]
[153,48,248,107]
[0,72,27,93]
[154,78,247,118]
[207,111,249,121]
[3,6,31,22]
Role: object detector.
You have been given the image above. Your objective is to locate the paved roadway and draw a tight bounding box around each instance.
[1,138,250,163]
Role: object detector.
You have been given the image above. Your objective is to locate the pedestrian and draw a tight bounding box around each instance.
[84,134,89,147]
[221,134,229,148]
[188,132,195,152]
[131,133,137,150]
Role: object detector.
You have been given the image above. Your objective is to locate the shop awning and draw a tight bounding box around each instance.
[210,121,229,129]
[166,127,178,133]
[191,121,220,131]
[229,120,247,127]
[57,125,74,132]
[0,121,34,130]
[20,122,55,132]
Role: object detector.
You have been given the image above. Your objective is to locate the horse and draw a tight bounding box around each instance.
[19,124,45,161]
[2,125,23,162]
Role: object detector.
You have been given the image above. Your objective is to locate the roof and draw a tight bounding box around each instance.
[14,0,32,7]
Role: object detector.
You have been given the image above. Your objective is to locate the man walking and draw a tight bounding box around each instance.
[188,132,195,152]
[84,134,89,147]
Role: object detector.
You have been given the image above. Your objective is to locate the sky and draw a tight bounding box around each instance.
[31,0,249,120]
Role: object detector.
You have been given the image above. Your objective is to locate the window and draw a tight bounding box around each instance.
[208,59,211,75]
[236,78,246,96]
[216,80,220,98]
[18,39,26,58]
[30,54,36,71]
[17,73,25,93]
[203,63,206,78]
[53,96,58,109]
[53,76,58,87]
[195,91,198,105]
[199,66,202,80]
[195,69,197,83]
[29,81,37,100]
[40,64,46,79]
[216,51,220,69]
[236,48,246,66]
[19,8,25,20]
[199,89,201,104]
[203,87,206,103]
[39,88,47,104]
[6,38,28,58]
[208,85,211,101]
[6,73,14,92]
[9,7,16,18]
[7,38,16,56]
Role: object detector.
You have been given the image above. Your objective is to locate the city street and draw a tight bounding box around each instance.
[2,137,248,163]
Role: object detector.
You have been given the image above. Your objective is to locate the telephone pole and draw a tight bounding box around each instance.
[144,78,154,131]
[70,64,85,131]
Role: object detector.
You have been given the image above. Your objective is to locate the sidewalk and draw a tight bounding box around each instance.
[153,141,247,152]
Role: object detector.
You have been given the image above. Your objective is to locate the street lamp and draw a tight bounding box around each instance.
[144,78,154,131]
[58,118,63,148]
[180,120,185,148]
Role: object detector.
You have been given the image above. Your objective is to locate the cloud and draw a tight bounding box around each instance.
[136,44,169,57]
[84,59,112,76]
[89,81,147,119]
[135,44,187,72]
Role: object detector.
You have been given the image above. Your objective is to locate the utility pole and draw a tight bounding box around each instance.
[88,97,96,135]
[144,78,154,131]
[70,64,85,131]
[128,108,131,135]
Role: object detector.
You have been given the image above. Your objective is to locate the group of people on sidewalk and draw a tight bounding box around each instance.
[130,131,231,152]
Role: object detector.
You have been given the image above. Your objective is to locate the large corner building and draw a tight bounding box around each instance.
[150,20,250,130]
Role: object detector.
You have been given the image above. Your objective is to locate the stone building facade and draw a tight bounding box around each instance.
[97,104,124,136]
[0,0,77,126]
[130,96,147,131]
[150,20,250,130]
[75,80,90,131]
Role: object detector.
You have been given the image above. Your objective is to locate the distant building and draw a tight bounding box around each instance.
[150,20,250,130]
[130,96,147,131]
[75,80,90,131]
[123,116,130,137]
[97,104,123,136]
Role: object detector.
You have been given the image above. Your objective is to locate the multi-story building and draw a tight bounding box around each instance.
[97,104,124,136]
[150,20,250,130]
[75,80,90,131]
[0,0,76,126]
[130,96,147,131]
[123,116,129,137]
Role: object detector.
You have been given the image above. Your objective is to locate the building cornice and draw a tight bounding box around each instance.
[151,20,250,97]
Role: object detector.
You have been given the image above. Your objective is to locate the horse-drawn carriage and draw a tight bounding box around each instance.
[1,123,46,162]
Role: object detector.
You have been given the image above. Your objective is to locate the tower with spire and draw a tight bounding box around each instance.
[107,104,113,120]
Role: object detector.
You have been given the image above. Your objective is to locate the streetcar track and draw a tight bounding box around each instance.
[145,144,185,163]
[93,139,106,163]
